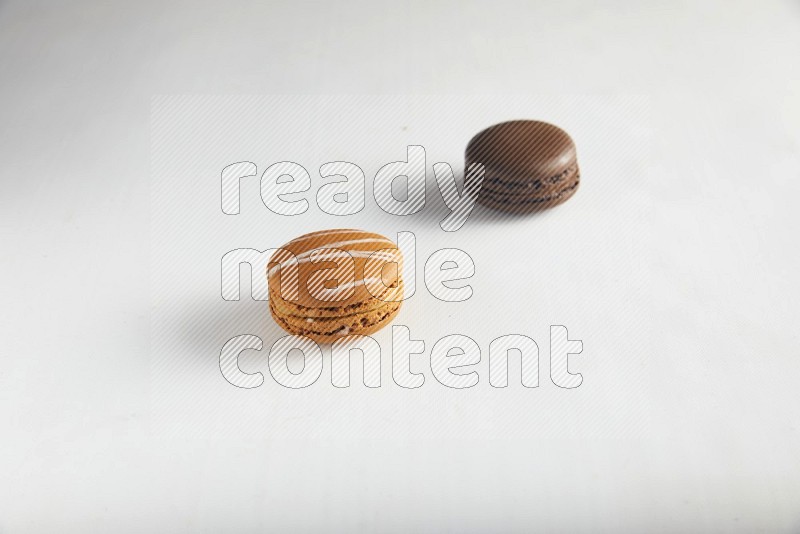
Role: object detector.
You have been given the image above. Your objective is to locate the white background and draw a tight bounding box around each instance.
[2,1,799,532]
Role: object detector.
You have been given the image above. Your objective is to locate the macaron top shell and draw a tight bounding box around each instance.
[466,120,577,179]
[268,229,403,310]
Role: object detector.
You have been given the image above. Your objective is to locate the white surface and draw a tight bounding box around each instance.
[2,1,799,532]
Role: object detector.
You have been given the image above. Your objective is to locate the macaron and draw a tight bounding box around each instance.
[466,120,580,213]
[268,229,403,343]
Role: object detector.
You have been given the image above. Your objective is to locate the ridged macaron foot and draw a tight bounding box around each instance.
[268,229,403,343]
[466,120,580,213]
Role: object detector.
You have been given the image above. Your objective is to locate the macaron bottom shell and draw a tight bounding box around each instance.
[270,298,402,344]
[477,174,580,213]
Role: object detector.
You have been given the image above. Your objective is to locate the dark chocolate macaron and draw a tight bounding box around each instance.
[466,120,580,213]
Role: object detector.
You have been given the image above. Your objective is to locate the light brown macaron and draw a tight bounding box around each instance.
[268,229,403,343]
[466,120,580,213]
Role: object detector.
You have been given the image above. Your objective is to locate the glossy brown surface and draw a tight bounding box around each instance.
[466,120,580,213]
